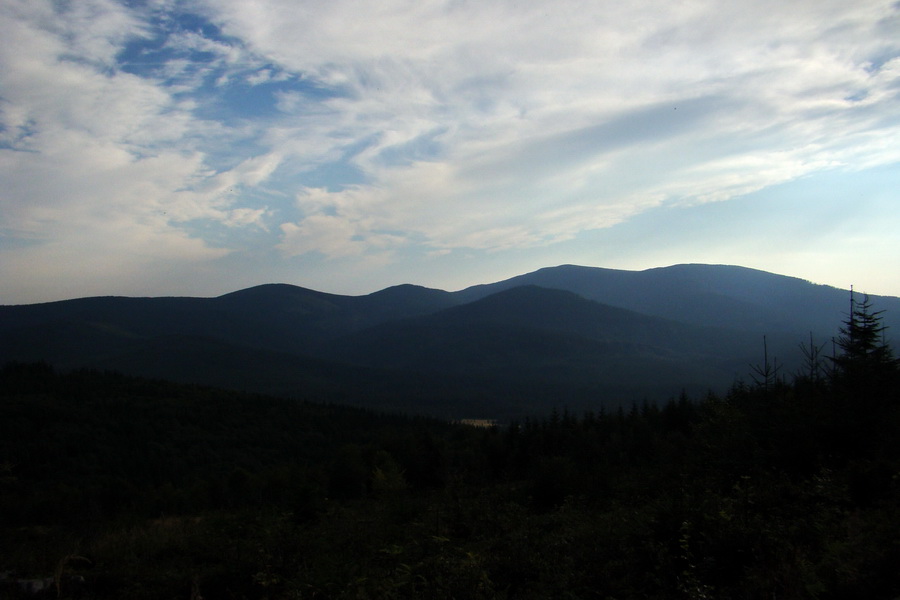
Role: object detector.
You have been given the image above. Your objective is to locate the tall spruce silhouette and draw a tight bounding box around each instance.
[830,289,898,385]
[827,289,899,457]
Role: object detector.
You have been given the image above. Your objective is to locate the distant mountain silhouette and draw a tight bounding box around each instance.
[0,283,457,358]
[2,264,897,418]
[457,264,899,337]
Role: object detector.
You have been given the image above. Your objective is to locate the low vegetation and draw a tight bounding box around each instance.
[2,295,899,598]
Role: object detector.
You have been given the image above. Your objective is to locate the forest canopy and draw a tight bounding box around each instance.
[2,297,899,599]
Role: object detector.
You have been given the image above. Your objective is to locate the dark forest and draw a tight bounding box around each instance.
[2,294,899,599]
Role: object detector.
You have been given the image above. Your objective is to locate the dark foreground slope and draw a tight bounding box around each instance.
[2,325,899,600]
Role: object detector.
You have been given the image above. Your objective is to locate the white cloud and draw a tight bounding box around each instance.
[279,215,364,258]
[195,0,900,259]
[0,0,286,295]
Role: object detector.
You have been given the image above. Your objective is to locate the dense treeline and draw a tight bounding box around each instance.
[2,296,899,598]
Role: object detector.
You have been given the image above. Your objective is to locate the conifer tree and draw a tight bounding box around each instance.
[829,291,898,385]
[828,291,899,457]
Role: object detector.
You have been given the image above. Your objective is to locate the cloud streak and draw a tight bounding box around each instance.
[206,0,900,254]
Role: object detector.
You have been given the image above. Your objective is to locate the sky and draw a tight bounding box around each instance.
[2,0,900,304]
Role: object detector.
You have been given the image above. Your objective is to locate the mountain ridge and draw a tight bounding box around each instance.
[2,264,897,418]
[455,263,892,336]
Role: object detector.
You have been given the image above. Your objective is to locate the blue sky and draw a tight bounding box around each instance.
[2,0,900,304]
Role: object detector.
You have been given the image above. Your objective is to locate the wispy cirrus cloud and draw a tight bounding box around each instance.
[199,0,900,259]
[0,0,284,300]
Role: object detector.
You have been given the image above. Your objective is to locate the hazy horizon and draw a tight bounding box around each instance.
[2,262,894,306]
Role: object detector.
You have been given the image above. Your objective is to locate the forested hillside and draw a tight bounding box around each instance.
[2,294,899,598]
[6,264,896,418]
